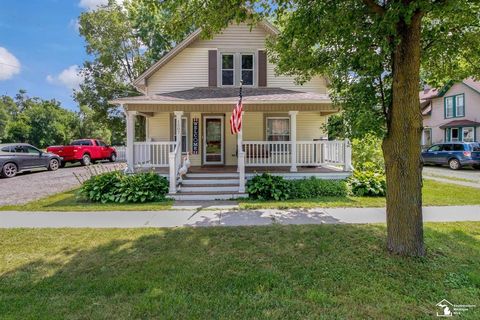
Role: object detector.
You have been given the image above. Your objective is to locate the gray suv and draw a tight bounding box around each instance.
[0,143,62,178]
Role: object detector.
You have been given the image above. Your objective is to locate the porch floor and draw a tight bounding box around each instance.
[142,165,345,175]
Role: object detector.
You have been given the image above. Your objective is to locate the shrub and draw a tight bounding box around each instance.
[80,172,169,203]
[349,170,386,197]
[351,133,384,173]
[290,177,349,198]
[247,174,349,200]
[246,173,291,200]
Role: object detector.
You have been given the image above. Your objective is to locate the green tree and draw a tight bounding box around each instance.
[75,0,191,145]
[138,0,480,256]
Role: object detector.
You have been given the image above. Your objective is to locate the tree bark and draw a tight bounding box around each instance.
[382,12,425,256]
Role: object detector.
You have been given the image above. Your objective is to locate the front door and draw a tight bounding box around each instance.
[203,116,224,164]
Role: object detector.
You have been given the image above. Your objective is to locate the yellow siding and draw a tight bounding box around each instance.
[146,111,328,165]
[147,113,170,141]
[297,112,328,140]
[147,47,208,94]
[267,63,328,94]
[190,23,267,49]
[145,22,328,95]
[242,112,264,140]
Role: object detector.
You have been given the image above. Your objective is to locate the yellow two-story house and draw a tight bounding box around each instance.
[111,20,352,200]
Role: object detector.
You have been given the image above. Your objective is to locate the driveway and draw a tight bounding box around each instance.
[0,162,124,206]
[423,165,480,188]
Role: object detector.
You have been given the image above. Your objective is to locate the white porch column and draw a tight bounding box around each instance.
[237,111,244,172]
[344,138,352,172]
[289,111,298,172]
[174,111,184,167]
[126,109,136,173]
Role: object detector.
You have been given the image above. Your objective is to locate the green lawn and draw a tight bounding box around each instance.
[0,189,173,212]
[1,224,479,319]
[0,179,478,212]
[239,179,480,209]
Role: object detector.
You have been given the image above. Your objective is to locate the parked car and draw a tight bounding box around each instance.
[0,143,62,178]
[47,139,117,167]
[422,142,480,170]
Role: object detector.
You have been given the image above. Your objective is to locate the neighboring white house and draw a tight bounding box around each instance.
[110,20,351,200]
[420,78,480,146]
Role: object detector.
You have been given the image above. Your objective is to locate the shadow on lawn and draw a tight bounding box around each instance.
[1,224,479,319]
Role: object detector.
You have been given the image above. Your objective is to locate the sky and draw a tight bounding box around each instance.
[0,0,111,111]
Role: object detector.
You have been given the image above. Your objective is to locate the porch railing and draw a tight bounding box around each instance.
[168,140,182,193]
[242,139,352,171]
[133,142,176,168]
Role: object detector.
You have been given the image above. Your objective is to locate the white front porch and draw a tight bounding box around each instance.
[125,110,352,195]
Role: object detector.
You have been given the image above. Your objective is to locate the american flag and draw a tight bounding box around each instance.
[230,86,243,134]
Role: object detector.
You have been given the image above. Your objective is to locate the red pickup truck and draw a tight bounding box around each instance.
[47,139,117,166]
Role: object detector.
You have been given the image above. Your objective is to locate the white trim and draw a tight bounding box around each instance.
[203,116,225,165]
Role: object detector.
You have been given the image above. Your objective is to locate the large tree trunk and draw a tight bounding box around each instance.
[382,12,425,256]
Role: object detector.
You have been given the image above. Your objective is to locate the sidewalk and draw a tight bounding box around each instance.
[0,206,479,228]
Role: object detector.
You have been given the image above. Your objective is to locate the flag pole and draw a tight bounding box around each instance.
[237,81,243,174]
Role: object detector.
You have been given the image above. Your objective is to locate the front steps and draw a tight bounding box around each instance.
[169,172,248,201]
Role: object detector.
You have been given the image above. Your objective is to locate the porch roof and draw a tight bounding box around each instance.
[110,87,331,105]
[439,119,480,129]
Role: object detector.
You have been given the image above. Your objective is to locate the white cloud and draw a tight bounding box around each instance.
[0,47,21,81]
[78,0,108,10]
[78,0,123,10]
[46,65,84,90]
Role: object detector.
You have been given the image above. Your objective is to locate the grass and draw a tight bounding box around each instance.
[0,188,173,212]
[1,179,479,212]
[424,173,479,183]
[0,224,479,319]
[239,179,480,209]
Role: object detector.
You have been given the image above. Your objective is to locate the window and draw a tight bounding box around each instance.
[25,146,40,154]
[462,127,474,142]
[221,54,234,86]
[241,54,254,85]
[428,145,442,152]
[71,140,92,146]
[456,95,465,117]
[453,144,465,151]
[442,144,453,151]
[97,140,107,147]
[445,97,454,118]
[174,117,188,153]
[266,118,290,141]
[422,128,432,146]
[444,94,465,118]
[1,146,12,152]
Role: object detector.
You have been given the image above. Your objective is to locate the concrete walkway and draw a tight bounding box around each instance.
[0,206,479,228]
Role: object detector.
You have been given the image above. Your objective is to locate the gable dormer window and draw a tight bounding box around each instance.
[241,54,254,85]
[221,53,234,86]
[218,52,256,87]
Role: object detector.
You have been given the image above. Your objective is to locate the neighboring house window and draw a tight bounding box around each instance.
[266,118,290,141]
[444,94,465,118]
[462,127,474,142]
[241,54,254,85]
[446,128,460,142]
[174,117,188,153]
[422,128,432,146]
[221,54,234,86]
